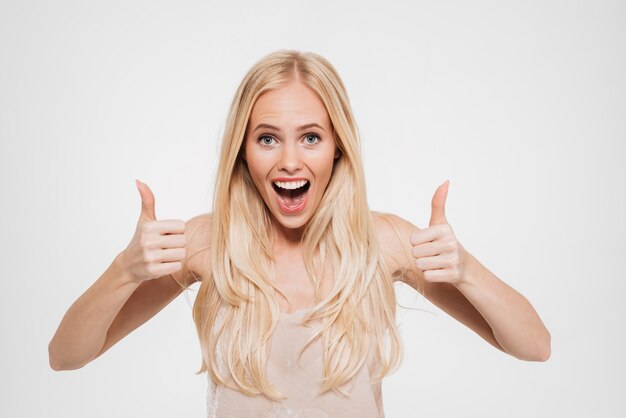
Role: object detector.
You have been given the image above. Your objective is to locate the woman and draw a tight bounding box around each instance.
[49,50,551,417]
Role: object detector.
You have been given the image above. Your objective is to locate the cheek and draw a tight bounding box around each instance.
[246,169,270,202]
[245,151,274,191]
[245,148,268,175]
[312,150,337,179]
[247,167,267,191]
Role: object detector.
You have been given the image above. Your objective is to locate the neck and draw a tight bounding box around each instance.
[271,218,305,252]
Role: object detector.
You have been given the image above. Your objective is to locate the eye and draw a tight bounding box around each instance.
[303,134,320,145]
[258,135,275,145]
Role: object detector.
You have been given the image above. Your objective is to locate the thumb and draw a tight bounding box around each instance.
[135,179,157,222]
[429,180,449,227]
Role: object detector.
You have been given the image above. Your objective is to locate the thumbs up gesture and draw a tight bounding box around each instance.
[410,180,468,286]
[120,180,187,283]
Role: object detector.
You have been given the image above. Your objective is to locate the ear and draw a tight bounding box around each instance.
[240,141,247,161]
[332,129,341,159]
[241,125,251,161]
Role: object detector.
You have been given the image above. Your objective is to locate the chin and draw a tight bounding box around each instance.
[275,214,310,230]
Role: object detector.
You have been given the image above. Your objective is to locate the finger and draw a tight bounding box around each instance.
[411,241,443,259]
[148,219,186,235]
[140,232,187,250]
[410,225,445,246]
[136,179,157,222]
[153,247,186,263]
[422,269,449,282]
[415,255,448,271]
[148,261,183,277]
[429,180,449,227]
[154,234,187,249]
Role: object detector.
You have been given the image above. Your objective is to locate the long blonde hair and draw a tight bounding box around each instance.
[192,49,402,400]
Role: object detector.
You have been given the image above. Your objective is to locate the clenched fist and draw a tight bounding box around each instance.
[120,180,187,283]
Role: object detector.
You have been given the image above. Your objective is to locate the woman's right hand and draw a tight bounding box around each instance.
[120,180,187,284]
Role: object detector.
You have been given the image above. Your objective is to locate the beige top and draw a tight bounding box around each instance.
[206,308,384,418]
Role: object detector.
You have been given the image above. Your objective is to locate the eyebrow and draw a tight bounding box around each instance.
[252,123,326,133]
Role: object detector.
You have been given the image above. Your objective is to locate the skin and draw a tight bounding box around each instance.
[237,80,550,358]
[242,80,339,311]
[242,80,339,247]
[49,79,550,371]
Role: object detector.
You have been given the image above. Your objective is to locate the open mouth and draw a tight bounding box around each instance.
[272,180,311,213]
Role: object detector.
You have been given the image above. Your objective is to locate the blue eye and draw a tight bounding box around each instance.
[304,134,320,144]
[258,135,275,145]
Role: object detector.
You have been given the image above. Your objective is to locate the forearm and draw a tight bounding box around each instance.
[48,251,141,370]
[456,251,551,361]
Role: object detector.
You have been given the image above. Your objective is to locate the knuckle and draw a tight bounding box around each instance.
[139,236,153,248]
[143,222,155,233]
[142,249,154,263]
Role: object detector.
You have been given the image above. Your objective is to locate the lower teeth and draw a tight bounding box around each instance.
[276,186,308,208]
[289,194,305,207]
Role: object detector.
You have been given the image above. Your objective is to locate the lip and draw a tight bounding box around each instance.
[274,188,309,214]
[270,177,311,215]
[271,176,310,183]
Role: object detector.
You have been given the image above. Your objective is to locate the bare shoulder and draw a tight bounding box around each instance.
[185,212,212,238]
[371,211,424,289]
[175,212,212,286]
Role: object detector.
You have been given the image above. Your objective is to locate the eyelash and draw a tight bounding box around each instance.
[258,133,321,145]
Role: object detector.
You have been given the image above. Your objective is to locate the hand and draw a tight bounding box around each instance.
[410,180,468,286]
[120,180,187,283]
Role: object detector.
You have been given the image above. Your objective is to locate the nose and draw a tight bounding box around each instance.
[277,141,303,173]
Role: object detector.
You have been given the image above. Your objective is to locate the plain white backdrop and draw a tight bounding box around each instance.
[1,0,624,417]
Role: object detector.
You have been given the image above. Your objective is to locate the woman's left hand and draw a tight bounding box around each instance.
[410,180,469,286]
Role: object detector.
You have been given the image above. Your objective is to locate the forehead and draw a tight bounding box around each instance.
[248,82,331,129]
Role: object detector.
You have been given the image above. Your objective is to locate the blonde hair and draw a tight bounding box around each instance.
[192,49,402,400]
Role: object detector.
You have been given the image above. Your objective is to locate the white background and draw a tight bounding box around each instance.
[1,0,625,417]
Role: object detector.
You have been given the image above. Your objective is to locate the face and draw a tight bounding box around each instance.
[243,81,339,233]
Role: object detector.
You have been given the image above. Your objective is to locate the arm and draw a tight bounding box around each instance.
[373,209,551,362]
[48,252,142,370]
[456,250,551,361]
[48,213,209,370]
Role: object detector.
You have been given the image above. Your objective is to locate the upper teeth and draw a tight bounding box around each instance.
[274,180,308,190]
